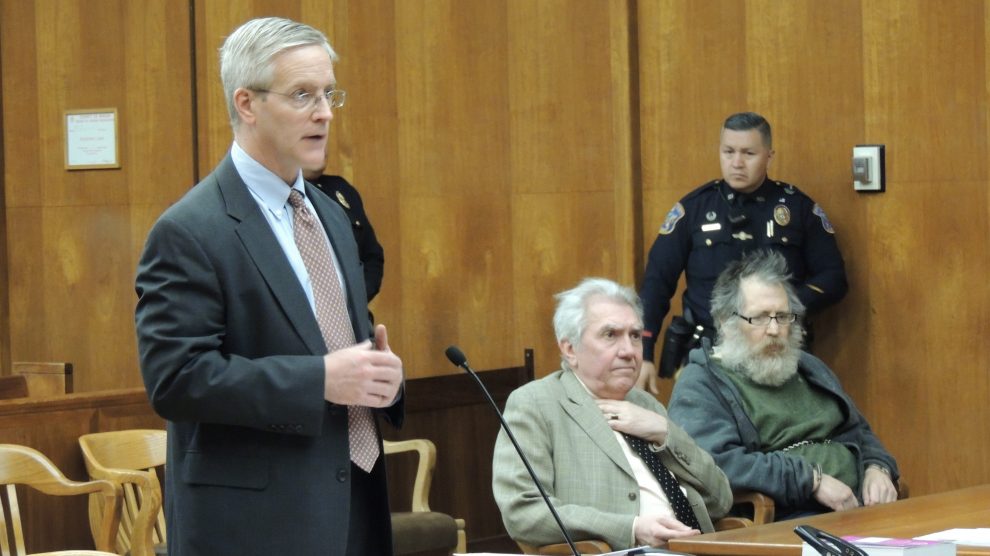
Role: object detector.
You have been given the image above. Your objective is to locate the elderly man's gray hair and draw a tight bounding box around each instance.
[553,278,643,349]
[710,250,805,327]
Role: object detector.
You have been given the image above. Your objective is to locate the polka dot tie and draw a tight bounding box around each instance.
[622,433,701,530]
[288,190,379,472]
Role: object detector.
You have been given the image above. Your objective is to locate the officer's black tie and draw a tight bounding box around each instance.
[622,433,702,530]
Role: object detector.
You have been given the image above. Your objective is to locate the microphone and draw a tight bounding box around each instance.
[444,346,581,556]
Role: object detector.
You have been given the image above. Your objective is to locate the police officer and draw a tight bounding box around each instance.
[304,161,385,302]
[638,112,847,391]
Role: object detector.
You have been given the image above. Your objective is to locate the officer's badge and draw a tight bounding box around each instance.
[659,203,685,235]
[335,191,351,209]
[773,204,791,226]
[706,211,716,222]
[813,204,835,234]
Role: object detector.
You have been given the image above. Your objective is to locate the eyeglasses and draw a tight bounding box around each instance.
[250,87,346,110]
[733,311,799,326]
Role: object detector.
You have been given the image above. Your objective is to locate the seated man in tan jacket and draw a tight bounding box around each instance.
[493,278,732,550]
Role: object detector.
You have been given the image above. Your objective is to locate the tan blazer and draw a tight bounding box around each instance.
[492,370,731,550]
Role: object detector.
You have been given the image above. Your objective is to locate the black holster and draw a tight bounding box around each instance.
[657,316,694,378]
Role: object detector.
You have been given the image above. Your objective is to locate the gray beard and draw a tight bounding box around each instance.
[716,321,803,386]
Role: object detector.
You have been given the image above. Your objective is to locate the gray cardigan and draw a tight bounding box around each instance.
[668,346,898,514]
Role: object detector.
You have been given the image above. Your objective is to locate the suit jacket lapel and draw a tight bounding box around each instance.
[214,155,327,355]
[558,371,636,479]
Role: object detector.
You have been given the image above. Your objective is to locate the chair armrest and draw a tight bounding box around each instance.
[518,540,612,554]
[715,516,754,530]
[733,490,775,524]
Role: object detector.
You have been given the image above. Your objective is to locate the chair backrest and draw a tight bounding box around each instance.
[0,375,29,401]
[78,430,167,556]
[11,362,74,397]
[384,438,466,555]
[0,444,120,555]
[384,439,436,513]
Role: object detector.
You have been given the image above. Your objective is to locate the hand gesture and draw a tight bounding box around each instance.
[323,324,403,407]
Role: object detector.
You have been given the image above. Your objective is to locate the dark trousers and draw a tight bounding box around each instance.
[345,458,392,556]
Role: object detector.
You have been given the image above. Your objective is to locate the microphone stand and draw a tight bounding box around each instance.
[445,346,581,556]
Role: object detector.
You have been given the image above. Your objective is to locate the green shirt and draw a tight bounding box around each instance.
[723,368,859,490]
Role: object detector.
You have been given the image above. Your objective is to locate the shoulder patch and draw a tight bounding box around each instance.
[659,203,686,235]
[813,204,835,234]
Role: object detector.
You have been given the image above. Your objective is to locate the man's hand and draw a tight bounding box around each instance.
[637,361,662,395]
[595,399,669,445]
[861,466,897,505]
[634,514,700,546]
[814,474,859,511]
[323,324,402,407]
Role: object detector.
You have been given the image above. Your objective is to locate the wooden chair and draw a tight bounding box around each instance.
[0,375,29,401]
[517,540,612,555]
[0,444,120,556]
[385,438,467,555]
[77,430,166,556]
[11,362,74,397]
[725,480,908,525]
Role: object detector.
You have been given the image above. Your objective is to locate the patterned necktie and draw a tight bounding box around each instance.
[622,433,702,530]
[288,189,379,472]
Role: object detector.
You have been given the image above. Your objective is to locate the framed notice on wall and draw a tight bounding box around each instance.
[64,108,120,169]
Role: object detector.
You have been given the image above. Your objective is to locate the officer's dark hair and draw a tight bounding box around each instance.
[723,112,772,148]
[710,250,804,326]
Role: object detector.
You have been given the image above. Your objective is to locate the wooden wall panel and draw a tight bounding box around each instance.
[1,0,194,392]
[857,0,990,495]
[638,0,747,231]
[506,1,638,376]
[0,13,7,376]
[391,1,514,375]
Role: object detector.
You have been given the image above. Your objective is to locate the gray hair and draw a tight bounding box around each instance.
[723,112,772,149]
[553,278,643,349]
[219,17,337,128]
[710,250,805,326]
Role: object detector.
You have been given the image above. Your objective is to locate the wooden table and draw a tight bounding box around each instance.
[669,484,990,556]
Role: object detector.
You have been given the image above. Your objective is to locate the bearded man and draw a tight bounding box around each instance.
[667,250,898,520]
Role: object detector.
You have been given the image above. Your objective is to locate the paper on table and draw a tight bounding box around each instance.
[915,529,990,547]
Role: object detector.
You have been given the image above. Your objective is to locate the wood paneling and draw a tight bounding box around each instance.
[0,0,194,391]
[0,15,6,375]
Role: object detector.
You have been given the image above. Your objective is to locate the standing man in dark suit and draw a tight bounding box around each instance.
[303,160,385,302]
[135,17,404,556]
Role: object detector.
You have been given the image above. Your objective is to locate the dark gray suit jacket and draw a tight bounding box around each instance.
[135,154,402,555]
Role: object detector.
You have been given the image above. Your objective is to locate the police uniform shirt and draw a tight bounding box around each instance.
[309,174,385,302]
[639,178,848,362]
